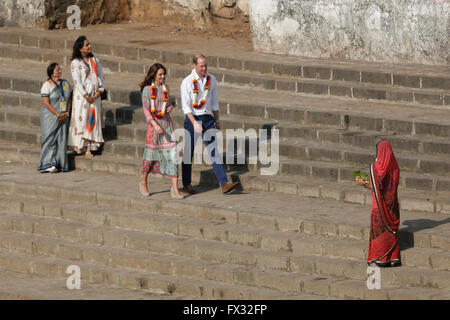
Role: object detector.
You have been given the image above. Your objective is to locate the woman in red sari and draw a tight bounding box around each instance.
[356,141,401,267]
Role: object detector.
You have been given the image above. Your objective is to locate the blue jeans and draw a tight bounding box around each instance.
[182,114,228,187]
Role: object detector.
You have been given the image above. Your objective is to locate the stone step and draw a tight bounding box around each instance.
[1,43,448,108]
[0,250,321,300]
[0,166,449,249]
[2,101,450,183]
[1,143,450,215]
[0,201,449,293]
[1,194,449,273]
[0,268,192,300]
[2,118,450,195]
[1,29,449,94]
[1,60,450,140]
[1,214,449,296]
[4,93,450,163]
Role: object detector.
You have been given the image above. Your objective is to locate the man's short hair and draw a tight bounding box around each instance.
[193,54,207,65]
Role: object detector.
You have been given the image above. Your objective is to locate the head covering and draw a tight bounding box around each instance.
[374,141,400,182]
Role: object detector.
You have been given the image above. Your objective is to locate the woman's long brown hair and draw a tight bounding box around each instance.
[139,63,167,92]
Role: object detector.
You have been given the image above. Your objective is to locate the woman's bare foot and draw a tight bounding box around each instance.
[84,151,94,159]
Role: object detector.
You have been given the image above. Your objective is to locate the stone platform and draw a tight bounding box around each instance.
[0,23,449,299]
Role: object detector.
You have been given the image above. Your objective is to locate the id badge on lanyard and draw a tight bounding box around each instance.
[51,79,66,111]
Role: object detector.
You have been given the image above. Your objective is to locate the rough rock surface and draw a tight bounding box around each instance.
[249,0,450,65]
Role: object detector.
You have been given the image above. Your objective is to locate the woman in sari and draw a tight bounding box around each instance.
[38,63,72,173]
[139,63,183,199]
[68,35,105,158]
[356,140,401,267]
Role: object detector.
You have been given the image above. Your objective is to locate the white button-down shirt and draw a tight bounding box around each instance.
[180,70,219,116]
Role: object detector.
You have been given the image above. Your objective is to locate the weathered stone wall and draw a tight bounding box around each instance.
[0,0,45,28]
[250,0,450,65]
[0,0,249,29]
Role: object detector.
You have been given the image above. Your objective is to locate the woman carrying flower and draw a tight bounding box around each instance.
[356,141,401,267]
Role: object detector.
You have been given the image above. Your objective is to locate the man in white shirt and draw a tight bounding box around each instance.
[180,54,240,195]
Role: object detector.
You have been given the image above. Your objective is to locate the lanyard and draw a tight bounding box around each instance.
[50,79,65,102]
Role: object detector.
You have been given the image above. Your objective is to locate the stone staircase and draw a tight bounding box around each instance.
[0,28,449,299]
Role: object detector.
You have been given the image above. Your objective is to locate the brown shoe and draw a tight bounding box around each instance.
[221,181,240,194]
[182,185,197,195]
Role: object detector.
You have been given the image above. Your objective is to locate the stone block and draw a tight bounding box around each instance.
[348,115,383,131]
[223,72,251,85]
[101,59,119,73]
[332,69,360,82]
[297,185,320,198]
[82,247,111,265]
[289,238,321,255]
[58,244,83,261]
[276,79,296,92]
[297,82,329,95]
[162,51,190,65]
[392,74,420,88]
[139,47,162,61]
[0,33,21,45]
[229,249,256,267]
[120,61,145,74]
[386,90,414,103]
[399,197,435,213]
[302,276,333,296]
[352,87,387,100]
[330,85,352,97]
[255,272,301,293]
[30,259,60,277]
[436,180,450,193]
[217,57,243,70]
[311,166,338,181]
[0,77,11,90]
[53,223,81,242]
[11,79,41,94]
[422,141,450,155]
[251,77,276,89]
[361,72,391,85]
[93,43,112,55]
[414,122,449,137]
[309,147,341,161]
[103,230,126,248]
[196,245,230,264]
[420,160,450,175]
[430,252,450,271]
[421,76,450,90]
[404,177,433,191]
[281,108,305,122]
[254,252,289,271]
[244,60,273,74]
[273,64,301,77]
[306,110,340,126]
[112,46,139,59]
[268,180,298,195]
[331,279,366,299]
[238,211,274,229]
[303,66,331,80]
[414,93,443,105]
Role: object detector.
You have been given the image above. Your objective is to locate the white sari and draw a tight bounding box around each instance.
[68,55,105,153]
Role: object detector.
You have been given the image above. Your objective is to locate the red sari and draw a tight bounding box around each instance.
[368,141,401,266]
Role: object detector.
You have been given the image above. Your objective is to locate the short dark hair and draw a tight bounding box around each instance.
[71,35,93,60]
[47,63,59,79]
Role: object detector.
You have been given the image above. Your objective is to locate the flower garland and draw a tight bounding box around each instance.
[192,75,211,109]
[150,83,169,119]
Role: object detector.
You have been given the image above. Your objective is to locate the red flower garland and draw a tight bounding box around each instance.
[150,85,169,119]
[192,75,211,109]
